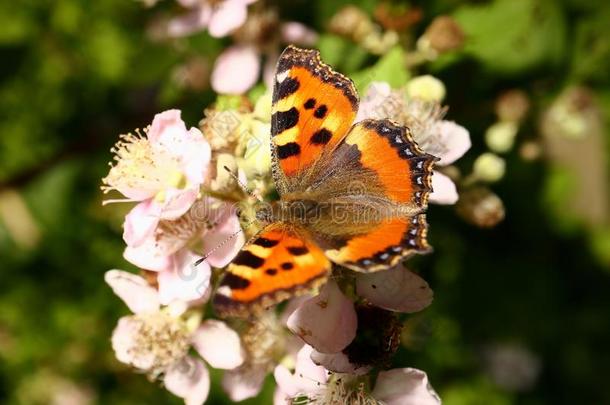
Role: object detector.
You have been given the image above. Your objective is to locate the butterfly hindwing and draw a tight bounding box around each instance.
[307,119,437,272]
[271,45,358,195]
[214,223,331,317]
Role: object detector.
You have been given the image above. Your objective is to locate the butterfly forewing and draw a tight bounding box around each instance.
[270,45,358,195]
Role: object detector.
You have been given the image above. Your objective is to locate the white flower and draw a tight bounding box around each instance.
[102,109,210,220]
[274,345,441,405]
[105,270,245,405]
[356,81,472,205]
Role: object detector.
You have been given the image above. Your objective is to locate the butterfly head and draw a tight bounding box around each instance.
[254,201,275,225]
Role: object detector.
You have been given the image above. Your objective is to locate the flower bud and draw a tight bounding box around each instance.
[473,153,505,183]
[519,141,541,161]
[253,92,272,122]
[456,187,505,228]
[329,6,374,42]
[374,3,423,32]
[495,89,530,122]
[541,86,598,140]
[418,15,465,54]
[406,75,446,102]
[485,121,518,153]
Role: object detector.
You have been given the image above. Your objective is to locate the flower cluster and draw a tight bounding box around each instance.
[101,103,443,403]
[100,3,493,404]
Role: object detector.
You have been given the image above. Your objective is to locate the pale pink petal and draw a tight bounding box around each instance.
[211,45,260,94]
[104,270,160,314]
[148,109,187,145]
[167,6,212,38]
[157,188,199,220]
[273,345,328,398]
[372,368,441,405]
[434,121,471,166]
[280,22,318,46]
[287,280,357,353]
[429,171,458,205]
[122,200,161,247]
[202,208,244,268]
[280,295,312,326]
[310,350,371,375]
[111,316,155,369]
[355,82,393,123]
[165,357,210,405]
[192,320,245,369]
[222,367,266,401]
[180,127,211,186]
[157,250,212,305]
[123,242,172,272]
[208,0,251,38]
[273,387,290,405]
[356,265,433,313]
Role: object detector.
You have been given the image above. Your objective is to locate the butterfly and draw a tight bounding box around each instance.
[213,45,437,317]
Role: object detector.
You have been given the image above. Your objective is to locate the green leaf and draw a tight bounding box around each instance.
[453,0,566,75]
[351,46,409,94]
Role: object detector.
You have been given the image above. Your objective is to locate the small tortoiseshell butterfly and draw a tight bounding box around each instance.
[214,45,437,317]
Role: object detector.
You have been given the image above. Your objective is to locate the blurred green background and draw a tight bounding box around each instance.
[1,0,609,404]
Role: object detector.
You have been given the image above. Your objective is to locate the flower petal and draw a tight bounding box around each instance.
[104,270,160,314]
[208,0,250,38]
[280,22,318,46]
[222,367,266,401]
[433,120,471,166]
[157,250,212,305]
[273,345,327,398]
[371,368,441,405]
[202,206,244,268]
[287,280,357,353]
[111,316,153,369]
[356,265,433,313]
[310,350,371,375]
[123,241,172,272]
[165,357,210,405]
[148,109,188,145]
[273,387,290,405]
[429,171,458,205]
[157,188,199,220]
[355,81,392,123]
[123,200,161,247]
[211,45,260,94]
[180,128,211,186]
[192,320,245,369]
[167,7,212,38]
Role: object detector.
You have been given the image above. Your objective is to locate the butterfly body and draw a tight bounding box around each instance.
[214,46,438,317]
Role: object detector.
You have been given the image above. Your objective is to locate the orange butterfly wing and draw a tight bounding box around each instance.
[316,119,437,272]
[270,45,358,195]
[214,223,331,317]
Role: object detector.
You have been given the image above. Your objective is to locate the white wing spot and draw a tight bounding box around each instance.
[276,70,290,83]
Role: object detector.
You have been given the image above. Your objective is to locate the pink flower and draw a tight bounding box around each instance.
[286,266,433,373]
[286,280,357,354]
[123,199,244,305]
[221,301,305,401]
[168,0,257,38]
[211,22,317,94]
[105,270,245,405]
[102,109,211,219]
[356,81,471,205]
[274,345,440,404]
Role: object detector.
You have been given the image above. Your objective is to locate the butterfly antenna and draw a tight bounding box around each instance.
[223,166,262,202]
[194,218,257,267]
